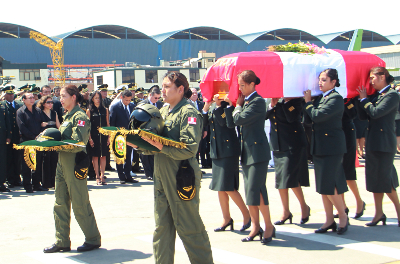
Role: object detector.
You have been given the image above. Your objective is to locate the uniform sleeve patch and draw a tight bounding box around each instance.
[188,117,197,125]
[347,104,354,109]
[364,102,372,109]
[288,106,295,112]
[77,120,85,127]
[306,104,313,110]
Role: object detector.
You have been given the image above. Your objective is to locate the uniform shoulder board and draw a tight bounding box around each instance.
[185,104,194,109]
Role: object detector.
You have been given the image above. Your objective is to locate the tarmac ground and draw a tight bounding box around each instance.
[1,156,400,264]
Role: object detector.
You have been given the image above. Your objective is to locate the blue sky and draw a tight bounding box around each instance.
[1,0,398,38]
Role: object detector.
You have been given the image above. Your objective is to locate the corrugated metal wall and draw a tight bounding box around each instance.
[0,38,51,64]
[376,53,400,77]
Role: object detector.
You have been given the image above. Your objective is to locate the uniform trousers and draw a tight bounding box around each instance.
[6,145,22,185]
[54,152,101,247]
[21,151,43,189]
[116,145,134,181]
[42,151,58,188]
[0,144,7,185]
[140,153,154,178]
[153,160,213,264]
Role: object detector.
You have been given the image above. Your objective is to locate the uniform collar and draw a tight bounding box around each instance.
[170,98,189,114]
[322,88,335,97]
[245,91,257,101]
[65,105,81,118]
[379,85,391,94]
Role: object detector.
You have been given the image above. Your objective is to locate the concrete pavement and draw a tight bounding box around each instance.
[1,156,400,264]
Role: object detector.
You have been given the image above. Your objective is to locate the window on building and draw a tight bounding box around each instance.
[145,70,158,83]
[19,69,40,81]
[97,75,103,85]
[122,70,135,84]
[189,69,200,82]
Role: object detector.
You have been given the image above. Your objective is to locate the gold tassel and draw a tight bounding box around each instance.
[23,148,36,170]
[138,129,187,149]
[13,143,85,152]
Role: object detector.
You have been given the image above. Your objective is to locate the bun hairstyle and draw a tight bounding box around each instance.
[62,84,83,105]
[370,67,395,84]
[237,70,261,85]
[164,71,192,99]
[320,68,340,87]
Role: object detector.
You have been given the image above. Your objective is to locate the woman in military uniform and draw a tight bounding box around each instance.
[303,68,349,235]
[130,72,213,263]
[44,85,101,253]
[337,98,365,219]
[203,94,251,232]
[266,97,310,225]
[232,70,275,244]
[357,67,400,227]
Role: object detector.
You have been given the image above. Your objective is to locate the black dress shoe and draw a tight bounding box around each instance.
[301,206,311,224]
[334,208,349,218]
[214,218,234,232]
[25,188,34,193]
[337,217,349,235]
[261,227,276,244]
[274,213,293,225]
[33,186,49,191]
[239,219,251,232]
[146,176,153,181]
[315,221,337,233]
[77,242,101,252]
[354,201,366,219]
[0,185,11,192]
[44,243,71,253]
[120,181,126,184]
[125,179,139,183]
[366,214,386,226]
[7,183,15,188]
[241,228,263,242]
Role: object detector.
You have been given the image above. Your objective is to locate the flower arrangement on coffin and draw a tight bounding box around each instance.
[267,41,328,54]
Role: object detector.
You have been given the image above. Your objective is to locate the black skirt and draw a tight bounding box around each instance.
[313,154,348,195]
[365,151,399,193]
[396,120,400,137]
[273,147,309,189]
[242,162,269,206]
[209,157,239,191]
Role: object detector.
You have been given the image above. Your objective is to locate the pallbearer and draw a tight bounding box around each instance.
[357,67,400,227]
[303,68,349,235]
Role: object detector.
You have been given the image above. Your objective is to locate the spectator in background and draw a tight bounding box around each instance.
[42,85,63,124]
[16,93,47,193]
[53,86,61,100]
[109,90,138,184]
[37,95,60,189]
[137,87,163,180]
[86,91,110,185]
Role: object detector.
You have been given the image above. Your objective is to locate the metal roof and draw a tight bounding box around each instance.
[386,34,400,45]
[316,30,393,44]
[240,28,321,44]
[51,25,153,41]
[0,22,47,38]
[151,27,244,43]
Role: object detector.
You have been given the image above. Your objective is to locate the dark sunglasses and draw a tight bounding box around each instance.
[46,101,53,104]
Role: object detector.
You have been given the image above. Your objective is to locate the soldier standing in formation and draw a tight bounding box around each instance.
[0,85,12,192]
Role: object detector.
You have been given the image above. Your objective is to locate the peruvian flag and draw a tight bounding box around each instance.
[188,117,197,125]
[200,50,385,105]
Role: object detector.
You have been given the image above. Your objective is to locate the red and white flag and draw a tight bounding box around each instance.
[200,50,386,105]
[188,117,197,125]
[77,120,85,127]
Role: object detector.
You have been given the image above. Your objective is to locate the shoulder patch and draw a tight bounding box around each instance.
[77,120,85,127]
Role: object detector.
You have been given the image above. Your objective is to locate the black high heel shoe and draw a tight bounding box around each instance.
[315,221,337,233]
[261,227,276,244]
[334,208,349,218]
[301,206,311,224]
[239,219,251,232]
[214,218,234,232]
[337,217,349,235]
[274,212,293,225]
[366,214,386,226]
[354,201,366,219]
[241,228,263,242]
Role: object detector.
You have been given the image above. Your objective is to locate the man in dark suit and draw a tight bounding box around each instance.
[189,88,211,168]
[2,85,23,188]
[0,86,12,192]
[137,87,163,180]
[109,90,138,184]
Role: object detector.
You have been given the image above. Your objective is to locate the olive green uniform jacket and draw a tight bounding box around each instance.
[150,98,213,264]
[54,105,101,247]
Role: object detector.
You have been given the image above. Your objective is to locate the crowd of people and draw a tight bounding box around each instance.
[0,67,399,263]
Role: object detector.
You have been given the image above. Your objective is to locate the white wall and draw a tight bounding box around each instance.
[94,70,115,89]
[3,69,49,88]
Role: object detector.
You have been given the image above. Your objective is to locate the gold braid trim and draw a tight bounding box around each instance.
[98,127,139,136]
[138,129,187,149]
[306,104,313,110]
[13,143,84,152]
[23,148,36,170]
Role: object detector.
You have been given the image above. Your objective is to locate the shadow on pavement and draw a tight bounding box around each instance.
[69,248,152,263]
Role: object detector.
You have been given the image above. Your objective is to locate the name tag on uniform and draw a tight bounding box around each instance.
[61,121,70,127]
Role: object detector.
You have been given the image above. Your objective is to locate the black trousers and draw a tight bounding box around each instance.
[303,124,313,161]
[6,145,22,185]
[0,144,7,185]
[42,151,58,188]
[198,134,211,167]
[131,149,141,172]
[21,151,43,189]
[140,154,154,177]
[117,146,133,181]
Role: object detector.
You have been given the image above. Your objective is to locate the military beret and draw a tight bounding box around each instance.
[136,87,145,93]
[29,86,40,94]
[115,84,127,92]
[2,84,16,94]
